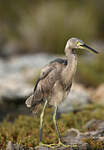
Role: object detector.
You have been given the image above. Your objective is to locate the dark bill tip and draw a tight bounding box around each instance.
[82,44,99,54]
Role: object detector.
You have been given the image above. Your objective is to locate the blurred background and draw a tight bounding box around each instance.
[0,0,104,149]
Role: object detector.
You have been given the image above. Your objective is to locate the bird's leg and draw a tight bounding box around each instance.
[37,100,55,149]
[39,100,47,144]
[53,105,61,142]
[52,105,77,148]
[51,105,65,147]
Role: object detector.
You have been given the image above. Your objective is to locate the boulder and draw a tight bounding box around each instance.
[58,83,91,114]
[92,84,104,103]
[0,53,55,103]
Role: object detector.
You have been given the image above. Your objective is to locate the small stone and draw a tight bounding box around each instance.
[6,141,15,150]
[84,119,102,130]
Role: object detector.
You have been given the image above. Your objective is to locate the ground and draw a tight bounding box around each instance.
[1,103,104,149]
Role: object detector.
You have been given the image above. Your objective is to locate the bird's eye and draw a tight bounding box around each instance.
[76,41,81,46]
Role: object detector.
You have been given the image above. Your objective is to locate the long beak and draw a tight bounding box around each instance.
[81,44,99,54]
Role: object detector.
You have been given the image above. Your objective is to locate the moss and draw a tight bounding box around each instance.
[83,137,103,150]
[0,103,104,149]
[77,54,104,87]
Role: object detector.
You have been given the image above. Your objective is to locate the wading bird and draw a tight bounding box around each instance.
[25,37,98,148]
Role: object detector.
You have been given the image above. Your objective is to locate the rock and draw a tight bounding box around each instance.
[0,78,32,103]
[84,119,102,130]
[35,121,104,149]
[92,84,104,103]
[6,141,15,150]
[6,141,27,150]
[0,53,92,109]
[58,83,91,114]
[0,53,55,103]
[37,147,51,150]
[62,126,104,150]
[84,119,104,131]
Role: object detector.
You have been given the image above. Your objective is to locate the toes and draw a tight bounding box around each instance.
[36,142,77,149]
[38,142,55,149]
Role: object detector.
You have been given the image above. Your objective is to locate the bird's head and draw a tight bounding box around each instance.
[65,37,99,54]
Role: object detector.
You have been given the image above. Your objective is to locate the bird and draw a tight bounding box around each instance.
[25,37,98,148]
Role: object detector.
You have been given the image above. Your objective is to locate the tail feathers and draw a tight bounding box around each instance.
[25,95,42,115]
[31,103,42,115]
[25,95,33,108]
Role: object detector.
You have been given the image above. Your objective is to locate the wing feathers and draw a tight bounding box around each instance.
[26,66,57,108]
[25,58,68,110]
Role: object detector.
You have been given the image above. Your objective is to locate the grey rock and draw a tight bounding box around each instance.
[84,119,102,130]
[6,141,28,150]
[6,141,15,150]
[84,119,104,132]
[0,78,32,103]
[35,122,104,149]
[0,53,55,77]
[62,127,104,149]
[0,53,55,103]
[92,84,104,103]
[58,84,91,114]
[0,54,91,110]
[37,147,51,150]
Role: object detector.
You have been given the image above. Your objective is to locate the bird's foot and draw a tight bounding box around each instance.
[36,141,77,149]
[50,140,77,148]
[36,142,55,149]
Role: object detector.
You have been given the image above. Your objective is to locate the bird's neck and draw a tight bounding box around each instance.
[65,47,77,63]
[65,47,75,58]
[62,47,77,85]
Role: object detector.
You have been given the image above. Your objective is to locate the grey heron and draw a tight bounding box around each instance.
[25,37,98,148]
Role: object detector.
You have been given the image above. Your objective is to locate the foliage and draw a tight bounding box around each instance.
[83,138,104,150]
[77,53,104,87]
[0,103,104,149]
[0,0,104,54]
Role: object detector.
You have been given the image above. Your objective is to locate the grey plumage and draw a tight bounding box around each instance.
[26,58,69,114]
[25,37,98,147]
[50,58,67,65]
[25,37,98,113]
